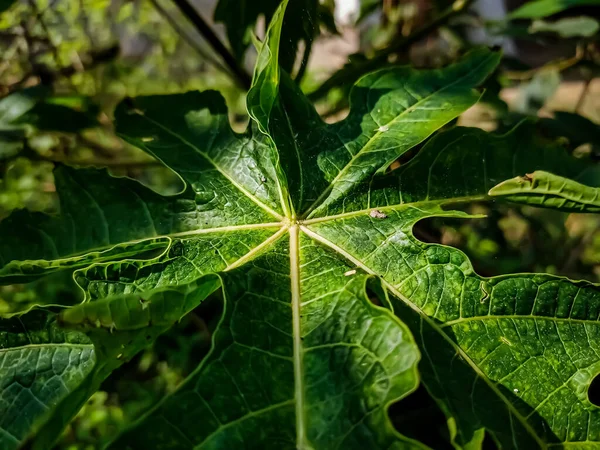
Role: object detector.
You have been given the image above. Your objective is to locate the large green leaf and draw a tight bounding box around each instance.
[110,237,421,449]
[3,1,600,449]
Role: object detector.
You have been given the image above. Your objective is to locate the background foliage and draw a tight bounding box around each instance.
[0,0,599,448]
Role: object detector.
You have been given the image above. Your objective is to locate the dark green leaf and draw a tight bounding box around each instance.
[3,1,600,449]
[247,13,500,216]
[324,120,600,215]
[110,239,421,449]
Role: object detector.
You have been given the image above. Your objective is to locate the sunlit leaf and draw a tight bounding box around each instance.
[2,1,600,449]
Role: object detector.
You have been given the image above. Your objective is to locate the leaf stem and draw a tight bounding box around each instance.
[289,224,307,448]
[171,0,252,90]
[574,76,592,113]
[308,0,474,102]
[294,39,312,83]
[504,45,585,81]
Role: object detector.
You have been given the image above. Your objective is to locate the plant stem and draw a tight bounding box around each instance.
[574,76,592,113]
[295,39,312,84]
[149,0,229,76]
[171,0,251,90]
[504,45,585,81]
[308,0,474,102]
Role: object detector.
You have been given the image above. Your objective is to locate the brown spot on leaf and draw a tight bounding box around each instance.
[521,173,534,183]
[369,209,387,219]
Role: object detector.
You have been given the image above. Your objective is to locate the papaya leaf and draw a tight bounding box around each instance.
[3,1,600,449]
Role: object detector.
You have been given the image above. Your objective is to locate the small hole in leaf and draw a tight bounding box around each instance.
[385,145,422,174]
[366,278,390,309]
[365,286,381,306]
[588,374,600,406]
[482,430,499,450]
[321,99,349,124]
[390,385,453,449]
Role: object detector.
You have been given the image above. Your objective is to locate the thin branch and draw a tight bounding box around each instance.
[295,39,312,83]
[504,45,585,81]
[308,0,474,102]
[55,46,119,78]
[171,0,251,90]
[27,0,61,70]
[29,153,163,168]
[148,0,229,76]
[574,76,592,113]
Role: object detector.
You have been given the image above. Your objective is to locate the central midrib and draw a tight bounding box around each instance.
[288,224,307,449]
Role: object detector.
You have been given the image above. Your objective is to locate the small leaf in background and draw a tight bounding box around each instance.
[510,0,600,19]
[529,16,600,37]
[0,128,26,160]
